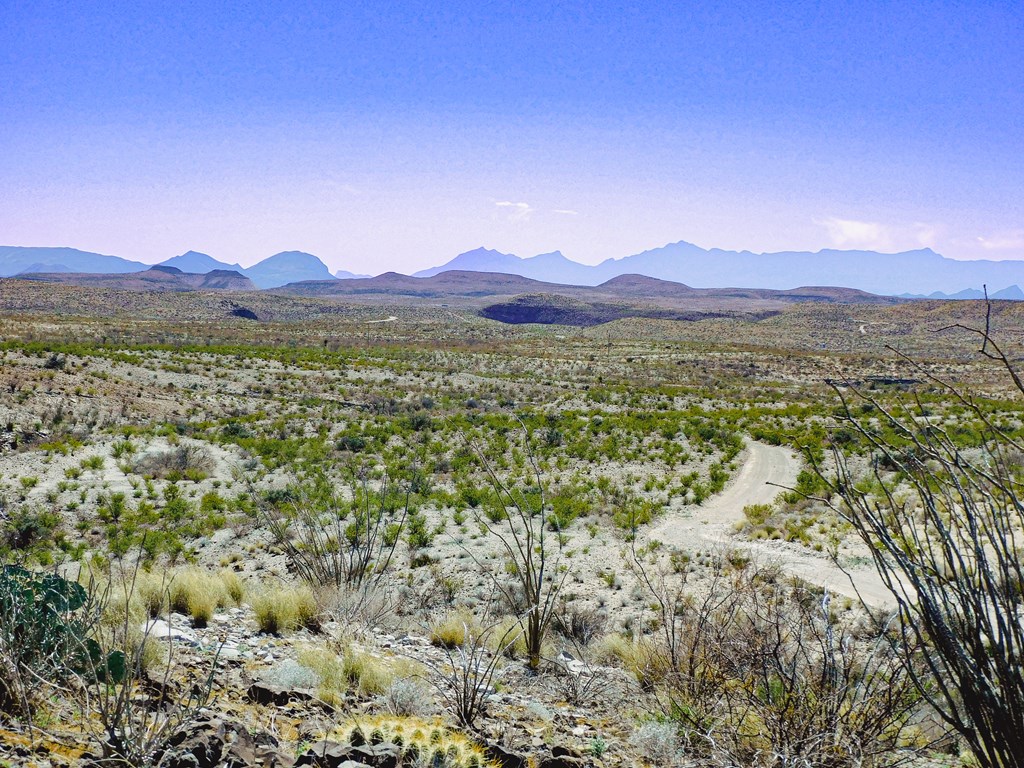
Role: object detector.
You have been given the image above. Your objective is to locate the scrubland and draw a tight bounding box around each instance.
[2,283,1024,767]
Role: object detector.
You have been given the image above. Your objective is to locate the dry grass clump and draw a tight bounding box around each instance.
[593,633,671,689]
[297,647,348,706]
[486,616,537,660]
[218,569,245,605]
[295,644,424,705]
[252,585,318,634]
[343,647,395,696]
[168,568,228,628]
[134,569,170,618]
[429,609,483,649]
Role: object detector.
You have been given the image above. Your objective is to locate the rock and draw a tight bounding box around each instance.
[484,743,528,768]
[160,717,222,766]
[145,618,199,645]
[159,715,292,768]
[247,681,315,707]
[295,741,399,768]
[539,755,589,768]
[538,744,591,768]
[552,746,584,759]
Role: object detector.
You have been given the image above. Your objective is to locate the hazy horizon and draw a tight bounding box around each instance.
[2,2,1021,275]
[7,240,1024,278]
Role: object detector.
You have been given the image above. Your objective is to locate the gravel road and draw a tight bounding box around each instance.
[647,441,895,607]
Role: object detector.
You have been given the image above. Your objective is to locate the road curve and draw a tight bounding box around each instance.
[646,441,894,607]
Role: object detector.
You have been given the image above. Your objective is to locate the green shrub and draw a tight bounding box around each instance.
[0,566,124,716]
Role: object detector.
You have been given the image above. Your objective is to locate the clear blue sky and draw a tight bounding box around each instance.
[2,0,1021,273]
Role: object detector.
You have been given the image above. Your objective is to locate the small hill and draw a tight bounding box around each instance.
[15,267,256,292]
[596,274,699,297]
[276,269,557,298]
[479,294,627,326]
[16,262,73,275]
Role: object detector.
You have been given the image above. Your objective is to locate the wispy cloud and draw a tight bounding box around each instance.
[977,231,1024,251]
[495,200,535,222]
[816,217,943,252]
[553,209,579,216]
[817,217,893,250]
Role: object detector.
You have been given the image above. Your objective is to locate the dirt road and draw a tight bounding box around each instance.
[646,442,895,607]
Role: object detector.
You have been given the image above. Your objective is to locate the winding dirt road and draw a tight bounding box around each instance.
[646,442,894,607]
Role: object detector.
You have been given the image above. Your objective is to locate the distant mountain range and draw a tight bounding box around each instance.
[416,244,1024,297]
[4,241,1024,296]
[0,247,149,276]
[900,285,1024,301]
[0,247,363,289]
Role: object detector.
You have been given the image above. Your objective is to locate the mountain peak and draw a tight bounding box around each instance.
[158,251,243,274]
[462,246,516,257]
[246,251,335,288]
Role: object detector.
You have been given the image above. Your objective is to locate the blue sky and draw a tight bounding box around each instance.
[2,1,1021,273]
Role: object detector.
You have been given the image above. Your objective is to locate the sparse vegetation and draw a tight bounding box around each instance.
[2,289,1023,766]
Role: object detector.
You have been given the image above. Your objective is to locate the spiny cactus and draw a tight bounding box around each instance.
[337,715,495,768]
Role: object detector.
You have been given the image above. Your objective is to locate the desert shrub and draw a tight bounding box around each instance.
[111,439,135,459]
[253,469,409,591]
[405,509,435,551]
[133,444,214,480]
[822,336,1024,768]
[1,506,60,555]
[376,677,433,717]
[85,566,220,767]
[263,658,319,690]
[552,600,607,647]
[81,455,105,471]
[629,721,680,767]
[0,565,124,717]
[629,554,921,766]
[547,485,590,530]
